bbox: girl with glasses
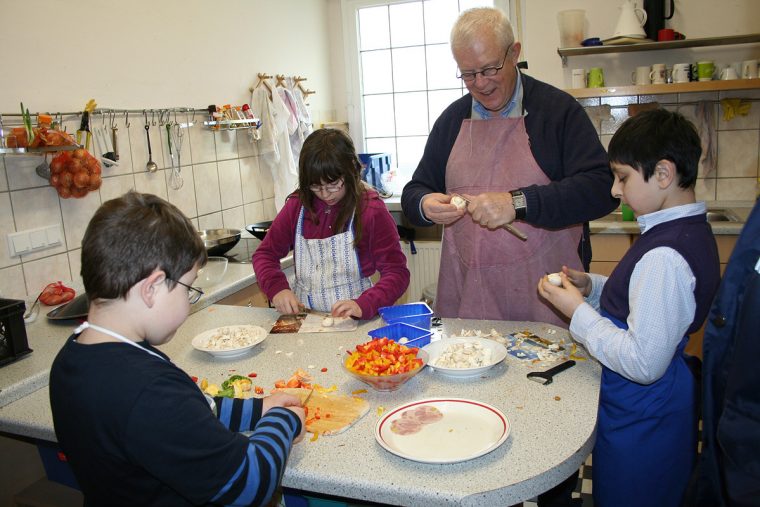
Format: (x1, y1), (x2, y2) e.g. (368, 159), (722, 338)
(253, 128), (409, 320)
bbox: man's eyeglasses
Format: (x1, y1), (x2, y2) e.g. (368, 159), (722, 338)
(456, 46), (511, 82)
(170, 279), (204, 304)
(309, 179), (344, 194)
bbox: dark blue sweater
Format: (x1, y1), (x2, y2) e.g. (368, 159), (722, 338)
(401, 73), (618, 268)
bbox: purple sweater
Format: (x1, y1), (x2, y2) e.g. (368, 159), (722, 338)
(252, 189), (410, 319)
(401, 73), (618, 268)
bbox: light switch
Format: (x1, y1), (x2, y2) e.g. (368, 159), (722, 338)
(30, 229), (47, 249)
(10, 233), (31, 255)
(46, 225), (62, 246)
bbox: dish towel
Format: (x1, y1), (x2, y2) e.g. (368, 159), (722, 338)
(695, 101), (717, 177)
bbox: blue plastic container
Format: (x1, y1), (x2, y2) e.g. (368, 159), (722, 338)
(358, 153), (391, 189)
(378, 302), (433, 330)
(368, 322), (433, 348)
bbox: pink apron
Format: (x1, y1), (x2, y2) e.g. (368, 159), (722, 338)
(436, 117), (582, 326)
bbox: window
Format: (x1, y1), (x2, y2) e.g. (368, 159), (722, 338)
(344, 0), (512, 193)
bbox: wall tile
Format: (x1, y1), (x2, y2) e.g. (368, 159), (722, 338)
(188, 121), (216, 164)
(5, 156), (47, 191)
(9, 186), (66, 262)
(100, 174), (136, 203)
(716, 92), (760, 131)
(165, 166), (198, 219)
(240, 156), (263, 203)
(717, 130), (759, 177)
(640, 93), (677, 104)
(194, 162), (221, 215)
(0, 192), (19, 269)
(198, 212), (224, 231)
(237, 129), (257, 158)
(601, 95), (638, 106)
(695, 178), (717, 201)
(243, 201), (266, 233)
(601, 106), (629, 136)
(214, 130), (239, 161)
(134, 169), (169, 200)
(217, 159), (243, 208)
(23, 253), (72, 295)
(61, 190), (101, 250)
(0, 158), (8, 192)
(68, 248), (82, 287)
(716, 177), (758, 200)
(0, 265), (25, 300)
(222, 205), (246, 231)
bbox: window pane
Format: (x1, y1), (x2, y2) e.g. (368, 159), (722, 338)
(392, 46), (427, 92)
(361, 50), (393, 94)
(365, 137), (397, 168)
(359, 6), (390, 50)
(389, 2), (424, 47)
(394, 92), (429, 136)
(396, 136), (428, 170)
(364, 94), (396, 138)
(428, 89), (464, 128)
(426, 44), (460, 90)
(424, 0), (459, 44)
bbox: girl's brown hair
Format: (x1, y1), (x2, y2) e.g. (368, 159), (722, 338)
(81, 191), (207, 301)
(297, 129), (366, 244)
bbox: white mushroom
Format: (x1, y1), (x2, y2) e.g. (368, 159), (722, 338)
(451, 195), (467, 210)
(548, 273), (562, 287)
(322, 316), (334, 327)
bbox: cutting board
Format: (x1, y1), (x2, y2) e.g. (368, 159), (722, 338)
(298, 313), (358, 333)
(276, 387), (370, 435)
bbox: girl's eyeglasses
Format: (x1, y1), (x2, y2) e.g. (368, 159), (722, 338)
(309, 179), (344, 194)
(169, 279), (204, 304)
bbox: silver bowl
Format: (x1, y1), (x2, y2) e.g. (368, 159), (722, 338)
(198, 228), (241, 256)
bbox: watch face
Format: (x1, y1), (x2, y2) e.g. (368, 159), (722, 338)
(512, 193), (526, 208)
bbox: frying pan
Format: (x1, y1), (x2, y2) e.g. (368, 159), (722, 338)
(199, 228), (241, 256)
(245, 221), (273, 241)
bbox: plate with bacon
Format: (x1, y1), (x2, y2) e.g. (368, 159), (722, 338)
(375, 398), (510, 463)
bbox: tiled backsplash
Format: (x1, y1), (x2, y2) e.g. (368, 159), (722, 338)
(0, 114), (277, 299)
(582, 88), (760, 202)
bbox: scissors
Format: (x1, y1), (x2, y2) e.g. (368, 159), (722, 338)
(454, 194), (528, 241)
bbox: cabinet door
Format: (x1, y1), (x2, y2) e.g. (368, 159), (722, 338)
(590, 234), (633, 276)
(216, 283), (270, 307)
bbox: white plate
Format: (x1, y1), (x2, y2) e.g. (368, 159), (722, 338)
(422, 337), (508, 377)
(375, 398), (510, 463)
(191, 325), (268, 358)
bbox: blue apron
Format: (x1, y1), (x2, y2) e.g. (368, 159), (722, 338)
(594, 311), (698, 507)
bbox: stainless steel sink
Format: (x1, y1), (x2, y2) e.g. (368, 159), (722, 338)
(598, 208), (741, 223)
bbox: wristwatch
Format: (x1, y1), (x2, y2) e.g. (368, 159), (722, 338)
(510, 190), (527, 220)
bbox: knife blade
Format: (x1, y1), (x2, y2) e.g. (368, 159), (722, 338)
(521, 332), (565, 351)
(302, 388), (315, 406)
(454, 195), (528, 241)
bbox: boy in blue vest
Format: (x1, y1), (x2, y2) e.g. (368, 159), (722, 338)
(537, 109), (720, 507)
(50, 191), (305, 506)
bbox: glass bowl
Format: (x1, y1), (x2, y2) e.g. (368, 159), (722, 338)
(342, 349), (428, 392)
(196, 256), (229, 288)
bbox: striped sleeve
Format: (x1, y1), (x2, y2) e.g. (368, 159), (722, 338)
(215, 397), (263, 432)
(210, 407), (301, 506)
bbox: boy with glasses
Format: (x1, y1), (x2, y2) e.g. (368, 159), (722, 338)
(50, 191), (305, 506)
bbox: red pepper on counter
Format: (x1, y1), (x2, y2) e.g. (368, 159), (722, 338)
(38, 281), (76, 306)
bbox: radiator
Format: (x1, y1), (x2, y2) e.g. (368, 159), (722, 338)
(399, 241), (441, 304)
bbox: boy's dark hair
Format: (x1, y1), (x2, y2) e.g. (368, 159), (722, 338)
(607, 108), (702, 189)
(81, 191), (207, 301)
(297, 128), (366, 244)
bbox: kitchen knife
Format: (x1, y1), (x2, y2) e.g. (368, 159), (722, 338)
(527, 360), (576, 385)
(454, 195), (528, 241)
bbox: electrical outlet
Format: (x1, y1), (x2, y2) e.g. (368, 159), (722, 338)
(7, 224), (63, 257)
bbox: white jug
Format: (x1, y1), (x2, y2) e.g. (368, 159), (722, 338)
(612, 0), (648, 38)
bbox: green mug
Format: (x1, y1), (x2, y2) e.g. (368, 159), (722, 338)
(696, 61), (715, 81)
(621, 203), (635, 221)
(588, 67), (605, 88)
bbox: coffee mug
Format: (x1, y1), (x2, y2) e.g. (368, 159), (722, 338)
(588, 67), (605, 88)
(650, 63), (667, 84)
(657, 28), (675, 41)
(673, 63), (691, 83)
(720, 67), (739, 80)
(571, 68), (587, 88)
(631, 66), (650, 85)
(742, 59), (758, 79)
(696, 61), (715, 81)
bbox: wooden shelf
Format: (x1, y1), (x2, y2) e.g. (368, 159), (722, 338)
(567, 79), (760, 98)
(558, 33), (760, 65)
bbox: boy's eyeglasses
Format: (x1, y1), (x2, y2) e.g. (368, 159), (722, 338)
(456, 46), (512, 82)
(309, 179), (344, 194)
(169, 279), (204, 304)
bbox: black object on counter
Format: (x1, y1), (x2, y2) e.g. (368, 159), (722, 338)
(246, 222), (272, 241)
(527, 360), (576, 385)
(643, 0), (675, 41)
(46, 293), (89, 321)
(0, 298), (32, 366)
(199, 229), (241, 256)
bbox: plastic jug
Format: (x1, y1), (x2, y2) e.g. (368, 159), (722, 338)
(612, 0), (648, 38)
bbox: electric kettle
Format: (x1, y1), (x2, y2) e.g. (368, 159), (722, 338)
(612, 0), (648, 39)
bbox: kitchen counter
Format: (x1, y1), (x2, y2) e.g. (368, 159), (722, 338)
(0, 305), (600, 506)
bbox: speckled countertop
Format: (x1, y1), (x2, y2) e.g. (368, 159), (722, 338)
(0, 305), (600, 506)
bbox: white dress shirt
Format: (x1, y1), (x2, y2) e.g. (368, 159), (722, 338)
(569, 202), (707, 385)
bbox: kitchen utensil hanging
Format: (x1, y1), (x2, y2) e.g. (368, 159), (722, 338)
(144, 111), (157, 173)
(167, 121), (183, 190)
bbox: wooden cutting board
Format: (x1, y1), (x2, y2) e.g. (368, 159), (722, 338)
(276, 387), (370, 435)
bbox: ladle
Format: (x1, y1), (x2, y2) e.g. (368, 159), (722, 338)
(145, 124), (158, 172)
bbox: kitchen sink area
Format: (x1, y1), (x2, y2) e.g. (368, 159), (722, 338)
(590, 204), (751, 235)
(599, 208), (742, 222)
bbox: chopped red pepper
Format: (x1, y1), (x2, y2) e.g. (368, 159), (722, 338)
(247, 372), (258, 378)
(320, 367), (328, 372)
(254, 386), (264, 395)
(190, 376), (198, 383)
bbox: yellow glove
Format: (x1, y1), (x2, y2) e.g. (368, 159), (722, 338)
(720, 98), (751, 121)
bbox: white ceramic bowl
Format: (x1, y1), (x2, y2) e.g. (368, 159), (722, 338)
(192, 325), (268, 358)
(423, 337), (508, 377)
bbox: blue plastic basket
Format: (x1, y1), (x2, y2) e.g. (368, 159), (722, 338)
(378, 302), (433, 330)
(358, 153), (391, 189)
(368, 322), (432, 348)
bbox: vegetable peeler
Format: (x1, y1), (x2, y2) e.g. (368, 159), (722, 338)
(454, 194), (528, 241)
(527, 360), (576, 385)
